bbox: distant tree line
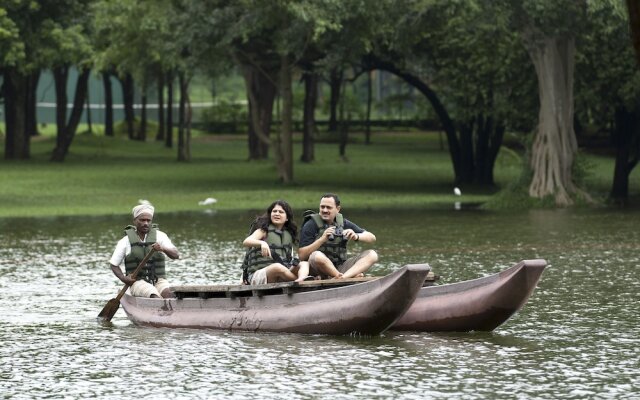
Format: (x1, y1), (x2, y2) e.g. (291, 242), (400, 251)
(1, 0), (639, 205)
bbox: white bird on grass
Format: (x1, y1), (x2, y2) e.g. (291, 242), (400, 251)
(453, 187), (462, 196)
(198, 197), (218, 206)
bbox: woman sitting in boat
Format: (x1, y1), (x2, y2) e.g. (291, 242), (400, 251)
(242, 200), (310, 285)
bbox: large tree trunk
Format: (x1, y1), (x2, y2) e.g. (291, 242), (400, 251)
(475, 114), (505, 186)
(103, 72), (114, 137)
(120, 73), (135, 140)
(26, 71), (40, 139)
(241, 63), (277, 160)
(156, 72), (165, 141)
(338, 79), (349, 160)
(51, 67), (91, 162)
(524, 35), (578, 206)
(177, 73), (191, 162)
(53, 66), (69, 152)
(328, 68), (342, 132)
(458, 120), (475, 184)
(365, 70), (373, 145)
(627, 0), (640, 65)
(85, 83), (92, 134)
(138, 88), (147, 141)
(3, 69), (29, 159)
(616, 0), (640, 202)
(276, 55), (293, 182)
(301, 71), (317, 163)
(610, 107), (639, 202)
(165, 70), (174, 148)
(446, 114), (504, 186)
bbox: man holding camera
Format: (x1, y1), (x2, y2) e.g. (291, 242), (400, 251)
(298, 193), (378, 279)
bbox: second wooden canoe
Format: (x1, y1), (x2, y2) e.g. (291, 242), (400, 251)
(391, 259), (547, 332)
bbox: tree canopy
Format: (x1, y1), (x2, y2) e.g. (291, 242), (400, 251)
(1, 0), (639, 205)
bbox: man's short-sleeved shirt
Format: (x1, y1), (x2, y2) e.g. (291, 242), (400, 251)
(299, 217), (366, 248)
(109, 230), (175, 267)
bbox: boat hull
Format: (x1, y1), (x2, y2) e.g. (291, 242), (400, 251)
(391, 259), (546, 332)
(121, 264), (430, 335)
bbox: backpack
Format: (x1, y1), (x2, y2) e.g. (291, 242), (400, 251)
(302, 209), (316, 227)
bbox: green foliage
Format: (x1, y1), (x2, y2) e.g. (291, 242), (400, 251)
(0, 6), (25, 67)
(93, 0), (178, 78)
(382, 0), (538, 133)
(515, 0), (588, 37)
(575, 0), (639, 132)
(198, 101), (248, 133)
(571, 149), (596, 190)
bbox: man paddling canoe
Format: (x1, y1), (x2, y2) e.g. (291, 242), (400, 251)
(108, 201), (179, 298)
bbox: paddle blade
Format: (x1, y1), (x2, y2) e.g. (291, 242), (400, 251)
(97, 298), (121, 322)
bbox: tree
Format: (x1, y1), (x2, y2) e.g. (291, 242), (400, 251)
(1, 1), (36, 160)
(574, 1), (640, 203)
(184, 1), (351, 182)
(44, 0), (94, 162)
(300, 68), (318, 162)
(93, 0), (194, 157)
(309, 0), (395, 159)
(613, 0), (640, 201)
(366, 0), (536, 186)
(512, 0), (589, 205)
(0, 8), (23, 65)
(414, 1), (534, 185)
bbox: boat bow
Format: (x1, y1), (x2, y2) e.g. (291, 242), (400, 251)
(391, 259), (546, 332)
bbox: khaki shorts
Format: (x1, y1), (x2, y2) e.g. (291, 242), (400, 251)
(249, 268), (268, 285)
(310, 251), (370, 278)
(130, 278), (171, 297)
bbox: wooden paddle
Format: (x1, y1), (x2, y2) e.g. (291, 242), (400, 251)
(97, 248), (156, 322)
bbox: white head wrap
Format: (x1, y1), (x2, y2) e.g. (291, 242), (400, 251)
(132, 200), (154, 219)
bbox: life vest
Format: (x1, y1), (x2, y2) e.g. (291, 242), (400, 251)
(242, 224), (294, 275)
(305, 212), (348, 266)
(124, 224), (166, 283)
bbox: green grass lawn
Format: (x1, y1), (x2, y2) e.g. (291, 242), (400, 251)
(0, 128), (637, 218)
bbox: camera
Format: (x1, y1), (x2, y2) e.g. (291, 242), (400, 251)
(328, 225), (343, 241)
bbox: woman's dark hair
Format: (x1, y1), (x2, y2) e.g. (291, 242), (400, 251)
(251, 200), (298, 243)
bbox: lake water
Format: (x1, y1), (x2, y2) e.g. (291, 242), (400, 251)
(0, 208), (638, 399)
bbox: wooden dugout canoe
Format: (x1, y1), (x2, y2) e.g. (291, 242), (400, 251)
(120, 263), (430, 335)
(391, 259), (547, 332)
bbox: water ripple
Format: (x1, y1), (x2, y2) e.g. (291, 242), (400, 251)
(1, 209), (639, 399)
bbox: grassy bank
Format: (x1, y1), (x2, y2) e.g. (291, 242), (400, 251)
(0, 130), (635, 218)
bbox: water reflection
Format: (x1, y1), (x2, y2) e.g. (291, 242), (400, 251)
(1, 208), (639, 399)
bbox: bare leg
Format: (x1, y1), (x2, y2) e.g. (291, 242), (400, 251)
(265, 263), (297, 282)
(309, 251), (343, 279)
(293, 261), (310, 282)
(161, 288), (176, 298)
(342, 250), (378, 279)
